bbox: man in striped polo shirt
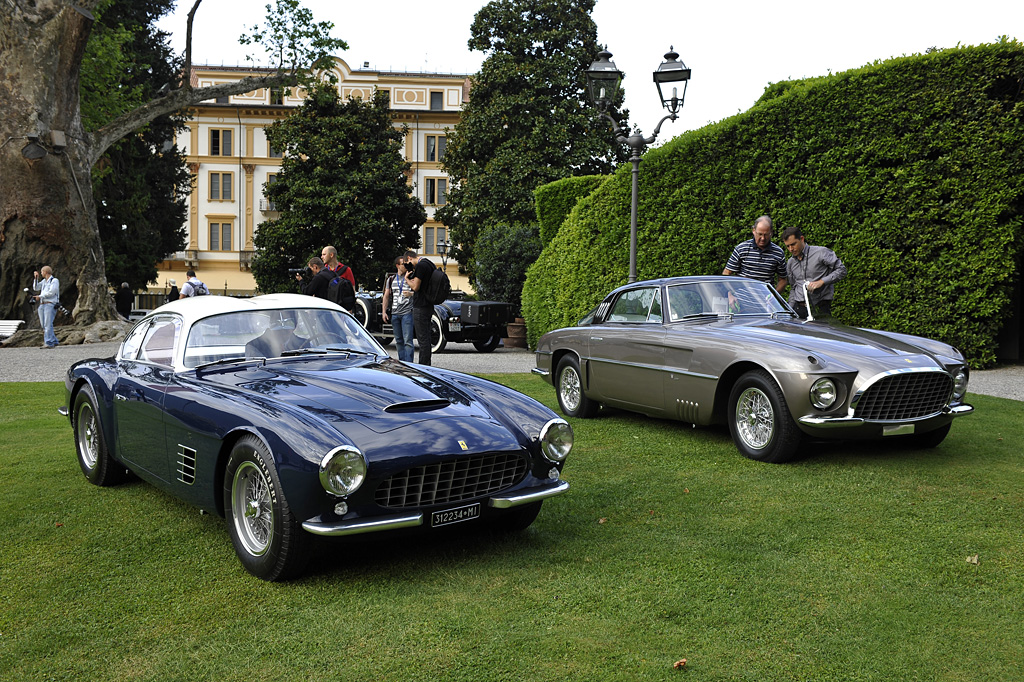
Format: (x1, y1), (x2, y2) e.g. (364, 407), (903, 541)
(722, 215), (788, 293)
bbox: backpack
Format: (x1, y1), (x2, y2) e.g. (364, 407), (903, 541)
(188, 280), (208, 296)
(327, 265), (356, 310)
(425, 268), (451, 305)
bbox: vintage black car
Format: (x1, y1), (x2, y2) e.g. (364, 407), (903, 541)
(62, 294), (573, 580)
(354, 291), (512, 353)
(535, 276), (972, 463)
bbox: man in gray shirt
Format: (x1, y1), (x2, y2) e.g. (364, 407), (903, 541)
(782, 226), (847, 320)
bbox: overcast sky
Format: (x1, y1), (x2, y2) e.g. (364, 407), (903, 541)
(156, 0), (1021, 138)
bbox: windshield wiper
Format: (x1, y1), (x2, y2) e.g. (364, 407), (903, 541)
(195, 356), (261, 371)
(681, 312), (728, 320)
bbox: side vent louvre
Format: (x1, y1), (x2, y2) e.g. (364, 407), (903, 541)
(177, 445), (197, 485)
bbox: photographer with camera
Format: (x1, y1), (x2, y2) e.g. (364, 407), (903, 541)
(31, 265), (60, 348)
(295, 257), (332, 300)
(404, 250), (436, 366)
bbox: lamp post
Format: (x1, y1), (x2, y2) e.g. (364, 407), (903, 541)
(587, 47), (690, 283)
(437, 238), (452, 270)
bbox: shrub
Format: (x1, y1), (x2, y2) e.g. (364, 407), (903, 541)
(534, 175), (607, 246)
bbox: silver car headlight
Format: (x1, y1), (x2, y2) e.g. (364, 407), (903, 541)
(319, 446), (366, 496)
(539, 418), (573, 462)
(952, 369), (969, 401)
(809, 378), (838, 410)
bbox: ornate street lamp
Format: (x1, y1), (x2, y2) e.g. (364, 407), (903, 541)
(437, 238), (452, 269)
(587, 47), (691, 283)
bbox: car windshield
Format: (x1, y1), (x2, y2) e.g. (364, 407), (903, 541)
(666, 280), (790, 321)
(183, 307), (382, 368)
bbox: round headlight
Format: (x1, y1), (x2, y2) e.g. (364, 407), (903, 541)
(539, 418), (573, 462)
(953, 369), (969, 400)
(319, 446), (366, 496)
(809, 378), (838, 410)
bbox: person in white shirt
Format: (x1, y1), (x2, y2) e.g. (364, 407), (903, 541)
(32, 265), (60, 348)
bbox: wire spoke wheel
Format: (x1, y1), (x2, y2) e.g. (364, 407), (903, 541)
(559, 365), (583, 413)
(77, 402), (99, 470)
(735, 386), (775, 450)
(231, 460), (274, 556)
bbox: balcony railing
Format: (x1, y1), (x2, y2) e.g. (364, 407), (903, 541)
(259, 198), (278, 212)
(239, 250), (255, 271)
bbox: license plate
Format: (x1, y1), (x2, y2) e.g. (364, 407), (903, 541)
(431, 503), (480, 527)
(883, 424), (915, 436)
(448, 321), (462, 332)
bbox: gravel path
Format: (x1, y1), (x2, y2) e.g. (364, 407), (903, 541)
(1, 340), (1018, 403)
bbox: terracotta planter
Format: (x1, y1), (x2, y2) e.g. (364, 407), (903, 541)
(503, 318), (527, 348)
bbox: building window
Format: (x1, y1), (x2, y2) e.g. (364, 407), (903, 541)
(270, 87), (284, 105)
(209, 172), (234, 201)
(425, 178), (447, 206)
(215, 95), (229, 104)
(210, 128), (233, 156)
(209, 222), (233, 251)
(426, 135), (446, 163)
(424, 227), (447, 255)
(430, 91), (444, 111)
(269, 144), (282, 158)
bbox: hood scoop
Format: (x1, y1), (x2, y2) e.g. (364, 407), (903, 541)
(384, 399), (452, 413)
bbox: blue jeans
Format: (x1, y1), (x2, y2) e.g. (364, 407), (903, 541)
(38, 303), (58, 347)
(392, 312), (414, 362)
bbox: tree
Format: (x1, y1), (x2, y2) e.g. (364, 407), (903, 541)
(0, 0), (346, 325)
(437, 0), (629, 283)
(83, 0), (190, 292)
(252, 84), (426, 294)
(473, 223), (541, 316)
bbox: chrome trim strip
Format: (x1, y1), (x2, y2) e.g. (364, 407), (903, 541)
(946, 404), (974, 416)
(302, 512), (423, 537)
(587, 356), (718, 381)
(800, 403), (972, 428)
(531, 367), (550, 377)
(489, 479), (570, 509)
(58, 406), (68, 417)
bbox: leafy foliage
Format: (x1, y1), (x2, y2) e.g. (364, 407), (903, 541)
(534, 174), (606, 246)
(239, 0), (347, 72)
(523, 40), (1024, 365)
(252, 84), (426, 293)
(83, 0), (190, 291)
(473, 223), (542, 316)
(437, 0), (630, 284)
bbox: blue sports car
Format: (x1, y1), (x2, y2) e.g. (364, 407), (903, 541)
(63, 294), (572, 580)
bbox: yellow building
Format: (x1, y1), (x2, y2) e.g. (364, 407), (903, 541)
(150, 57), (468, 298)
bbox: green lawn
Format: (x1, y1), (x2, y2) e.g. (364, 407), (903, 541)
(1, 378), (1021, 681)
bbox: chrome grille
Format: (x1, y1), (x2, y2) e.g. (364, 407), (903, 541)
(854, 371), (952, 421)
(375, 453), (528, 508)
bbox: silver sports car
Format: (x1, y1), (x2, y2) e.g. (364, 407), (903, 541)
(533, 276), (973, 463)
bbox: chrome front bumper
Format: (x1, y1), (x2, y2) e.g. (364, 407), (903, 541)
(301, 479), (570, 537)
(798, 403), (974, 429)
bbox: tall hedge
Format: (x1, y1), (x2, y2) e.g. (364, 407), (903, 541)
(522, 40), (1024, 365)
(534, 175), (607, 246)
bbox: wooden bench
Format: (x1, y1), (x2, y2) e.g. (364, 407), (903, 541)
(0, 320), (25, 339)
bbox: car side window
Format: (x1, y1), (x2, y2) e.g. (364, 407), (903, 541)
(119, 321), (150, 361)
(667, 285), (706, 320)
(608, 287), (660, 323)
(138, 318), (181, 367)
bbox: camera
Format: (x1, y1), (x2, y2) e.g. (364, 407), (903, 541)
(403, 262), (415, 272)
(288, 267), (313, 280)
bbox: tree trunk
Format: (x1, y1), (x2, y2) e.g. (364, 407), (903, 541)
(1, 1), (115, 326)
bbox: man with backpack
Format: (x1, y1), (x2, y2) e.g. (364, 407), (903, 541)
(179, 270), (210, 298)
(320, 245), (356, 311)
(295, 257), (332, 299)
(404, 251), (437, 365)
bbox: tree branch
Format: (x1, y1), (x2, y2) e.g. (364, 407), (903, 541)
(88, 72), (302, 165)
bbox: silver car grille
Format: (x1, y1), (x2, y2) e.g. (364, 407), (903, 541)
(853, 371), (953, 421)
(375, 453), (528, 508)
